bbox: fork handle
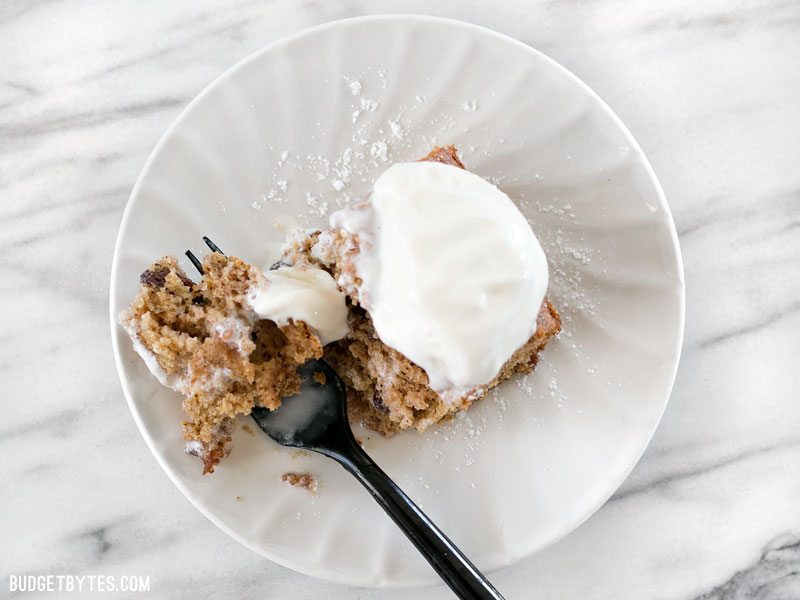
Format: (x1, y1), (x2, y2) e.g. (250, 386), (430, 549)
(320, 435), (505, 600)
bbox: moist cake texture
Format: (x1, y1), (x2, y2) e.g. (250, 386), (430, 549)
(121, 145), (561, 472)
(120, 253), (322, 473)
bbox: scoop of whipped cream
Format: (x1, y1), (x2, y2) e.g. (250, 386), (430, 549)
(330, 160), (549, 393)
(247, 264), (348, 345)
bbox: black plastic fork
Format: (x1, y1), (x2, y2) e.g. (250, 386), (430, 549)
(186, 238), (505, 600)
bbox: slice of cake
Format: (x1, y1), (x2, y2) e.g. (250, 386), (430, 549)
(120, 253), (340, 473)
(121, 144), (561, 472)
(283, 146), (561, 435)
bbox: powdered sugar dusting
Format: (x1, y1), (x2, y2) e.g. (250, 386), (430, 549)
(388, 120), (405, 140)
(369, 141), (389, 162)
(249, 69), (456, 223)
(463, 99), (479, 112)
(305, 192), (328, 218)
(347, 78), (362, 96)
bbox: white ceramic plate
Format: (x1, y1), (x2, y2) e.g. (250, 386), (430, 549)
(110, 15), (684, 588)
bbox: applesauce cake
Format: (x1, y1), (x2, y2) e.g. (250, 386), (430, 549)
(120, 253), (322, 473)
(284, 146), (562, 435)
(121, 145), (560, 473)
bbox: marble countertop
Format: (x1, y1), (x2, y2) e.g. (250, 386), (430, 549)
(3, 0), (799, 598)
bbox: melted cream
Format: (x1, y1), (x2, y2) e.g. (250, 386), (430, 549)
(247, 265), (348, 345)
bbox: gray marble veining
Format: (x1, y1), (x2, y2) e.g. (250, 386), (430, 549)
(2, 0), (799, 598)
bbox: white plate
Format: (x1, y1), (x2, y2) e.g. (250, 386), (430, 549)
(110, 15), (684, 588)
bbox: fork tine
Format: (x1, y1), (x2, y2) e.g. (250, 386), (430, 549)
(185, 250), (204, 275)
(203, 236), (224, 255)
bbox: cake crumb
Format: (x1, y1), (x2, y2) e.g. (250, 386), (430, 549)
(241, 424), (255, 436)
(313, 371), (327, 385)
(281, 472), (318, 494)
(235, 495), (243, 501)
